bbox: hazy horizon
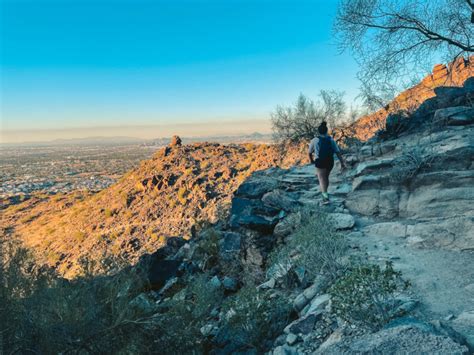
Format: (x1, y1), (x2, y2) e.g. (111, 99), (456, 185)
(0, 118), (273, 144)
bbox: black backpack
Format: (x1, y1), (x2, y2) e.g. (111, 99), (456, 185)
(318, 136), (334, 160)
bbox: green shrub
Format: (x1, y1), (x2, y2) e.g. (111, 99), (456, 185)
(193, 228), (220, 270)
(329, 261), (410, 330)
(154, 274), (224, 353)
(73, 231), (87, 243)
(177, 187), (188, 205)
(0, 238), (152, 354)
(269, 211), (348, 282)
(219, 286), (291, 352)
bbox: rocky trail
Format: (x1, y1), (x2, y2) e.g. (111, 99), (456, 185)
(220, 94), (474, 352)
(274, 161), (474, 351)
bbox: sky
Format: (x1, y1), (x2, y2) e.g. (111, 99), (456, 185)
(0, 0), (361, 143)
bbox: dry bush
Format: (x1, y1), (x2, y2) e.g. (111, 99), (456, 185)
(391, 147), (435, 185)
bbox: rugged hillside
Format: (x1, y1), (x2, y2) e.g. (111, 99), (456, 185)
(1, 60), (473, 354)
(349, 55), (473, 140)
(1, 142), (306, 278)
(119, 69), (472, 353)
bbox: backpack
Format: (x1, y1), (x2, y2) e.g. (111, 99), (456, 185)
(317, 136), (334, 160)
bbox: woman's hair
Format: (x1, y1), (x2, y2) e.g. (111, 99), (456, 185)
(318, 121), (328, 135)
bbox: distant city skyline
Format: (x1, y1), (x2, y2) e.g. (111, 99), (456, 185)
(1, 0), (362, 143)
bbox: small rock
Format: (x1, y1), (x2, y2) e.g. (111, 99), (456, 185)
(464, 283), (474, 292)
(303, 294), (330, 316)
(209, 276), (221, 288)
(293, 266), (307, 286)
(445, 314), (455, 321)
(286, 333), (299, 345)
(200, 324), (217, 337)
(286, 313), (321, 335)
(222, 276), (238, 292)
(272, 345), (299, 355)
(258, 278), (276, 290)
(293, 293), (309, 312)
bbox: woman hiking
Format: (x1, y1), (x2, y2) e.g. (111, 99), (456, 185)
(308, 121), (346, 204)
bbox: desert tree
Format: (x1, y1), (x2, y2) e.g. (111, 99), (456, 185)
(271, 91), (346, 144)
(335, 0), (474, 108)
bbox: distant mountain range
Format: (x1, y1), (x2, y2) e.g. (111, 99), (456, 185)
(1, 132), (273, 147)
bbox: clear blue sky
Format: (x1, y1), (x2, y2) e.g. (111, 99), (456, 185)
(1, 0), (360, 141)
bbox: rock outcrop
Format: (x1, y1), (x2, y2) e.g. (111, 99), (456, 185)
(347, 55), (473, 141)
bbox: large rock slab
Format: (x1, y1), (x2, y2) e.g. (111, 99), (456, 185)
(453, 310), (474, 350)
(362, 222), (407, 238)
(345, 189), (399, 218)
(404, 185), (474, 219)
(317, 324), (468, 354)
(434, 106), (474, 126)
(405, 217), (474, 250)
(355, 159), (394, 176)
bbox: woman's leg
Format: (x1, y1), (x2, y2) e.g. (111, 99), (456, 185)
(316, 168), (329, 193)
(325, 169), (331, 190)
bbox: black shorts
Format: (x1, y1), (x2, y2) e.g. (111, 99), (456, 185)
(315, 157), (334, 171)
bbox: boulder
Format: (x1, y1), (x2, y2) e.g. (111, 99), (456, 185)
(262, 190), (300, 212)
(434, 106), (474, 126)
(274, 212), (301, 238)
(345, 190), (380, 216)
(236, 214), (279, 234)
(327, 213), (355, 230)
(235, 177), (279, 199)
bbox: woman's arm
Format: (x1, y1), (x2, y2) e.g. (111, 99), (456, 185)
(336, 151), (346, 169)
(308, 140), (315, 164)
(332, 138), (346, 169)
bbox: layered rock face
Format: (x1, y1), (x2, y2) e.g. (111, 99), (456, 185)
(350, 55), (474, 141)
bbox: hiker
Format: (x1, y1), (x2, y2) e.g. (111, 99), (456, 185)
(308, 121), (346, 204)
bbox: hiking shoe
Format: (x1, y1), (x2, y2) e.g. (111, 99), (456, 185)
(322, 192), (330, 204)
